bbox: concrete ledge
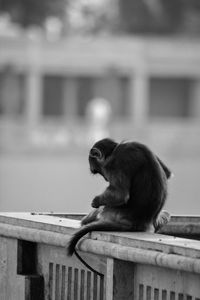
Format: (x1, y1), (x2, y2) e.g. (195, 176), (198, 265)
(0, 213), (200, 274)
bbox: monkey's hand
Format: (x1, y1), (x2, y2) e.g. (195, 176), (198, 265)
(91, 196), (101, 208)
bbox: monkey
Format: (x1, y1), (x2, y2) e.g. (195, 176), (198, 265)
(67, 138), (172, 256)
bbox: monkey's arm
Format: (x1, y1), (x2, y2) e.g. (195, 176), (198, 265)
(92, 173), (130, 208)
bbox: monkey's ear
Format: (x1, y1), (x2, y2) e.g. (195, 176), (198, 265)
(156, 156), (173, 179)
(89, 148), (103, 159)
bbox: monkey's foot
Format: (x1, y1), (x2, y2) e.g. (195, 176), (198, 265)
(154, 210), (171, 232)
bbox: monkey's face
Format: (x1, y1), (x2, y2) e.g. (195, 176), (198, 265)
(88, 138), (118, 181)
(89, 147), (105, 177)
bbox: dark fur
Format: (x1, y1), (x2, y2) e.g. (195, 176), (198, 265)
(67, 138), (171, 256)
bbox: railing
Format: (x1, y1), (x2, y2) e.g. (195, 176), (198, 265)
(0, 213), (200, 300)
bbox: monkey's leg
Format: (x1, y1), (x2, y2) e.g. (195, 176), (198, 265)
(81, 208), (102, 225)
(92, 184), (129, 208)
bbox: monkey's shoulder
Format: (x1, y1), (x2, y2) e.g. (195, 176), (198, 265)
(116, 142), (149, 154)
(104, 143), (138, 170)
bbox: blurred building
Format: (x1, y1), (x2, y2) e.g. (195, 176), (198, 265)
(0, 34), (200, 212)
(0, 35), (200, 156)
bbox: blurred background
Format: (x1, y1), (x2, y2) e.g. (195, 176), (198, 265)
(0, 0), (200, 214)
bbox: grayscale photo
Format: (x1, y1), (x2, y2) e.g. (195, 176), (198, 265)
(0, 1), (200, 299)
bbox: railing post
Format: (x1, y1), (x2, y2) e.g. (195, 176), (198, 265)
(0, 236), (44, 300)
(0, 237), (24, 300)
(106, 258), (134, 300)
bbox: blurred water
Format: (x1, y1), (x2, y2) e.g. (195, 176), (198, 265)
(0, 154), (199, 215)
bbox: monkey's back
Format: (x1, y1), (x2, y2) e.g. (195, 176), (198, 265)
(105, 142), (168, 222)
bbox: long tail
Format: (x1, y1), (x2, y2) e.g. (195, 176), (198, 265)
(67, 221), (128, 256)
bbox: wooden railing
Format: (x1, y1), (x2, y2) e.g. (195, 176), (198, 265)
(0, 213), (200, 300)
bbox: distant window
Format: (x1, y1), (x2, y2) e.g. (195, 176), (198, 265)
(0, 70), (25, 117)
(149, 78), (191, 118)
(42, 75), (65, 117)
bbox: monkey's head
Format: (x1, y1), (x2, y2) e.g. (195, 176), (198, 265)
(89, 138), (118, 179)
